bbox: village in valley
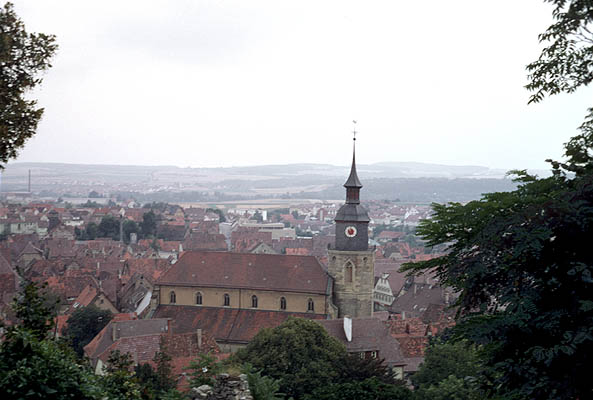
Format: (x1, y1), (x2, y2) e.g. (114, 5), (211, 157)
(0, 154), (454, 385)
(2, 1), (591, 398)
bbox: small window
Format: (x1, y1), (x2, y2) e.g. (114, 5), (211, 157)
(280, 297), (287, 310)
(371, 351), (378, 359)
(307, 298), (314, 312)
(345, 263), (353, 283)
(196, 292), (202, 305)
(359, 352), (365, 359)
(251, 295), (258, 308)
(223, 293), (230, 307)
(169, 291), (176, 304)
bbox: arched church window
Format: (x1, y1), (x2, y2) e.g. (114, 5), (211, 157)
(223, 293), (230, 307)
(251, 295), (258, 308)
(196, 292), (202, 305)
(280, 297), (287, 310)
(344, 262), (353, 283)
(307, 298), (314, 312)
(169, 291), (176, 304)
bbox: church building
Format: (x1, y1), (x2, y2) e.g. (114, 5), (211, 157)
(150, 136), (374, 348)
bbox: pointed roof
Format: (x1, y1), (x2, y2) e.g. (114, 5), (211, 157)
(344, 139), (362, 188)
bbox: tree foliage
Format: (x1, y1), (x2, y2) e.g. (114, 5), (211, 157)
(0, 2), (57, 168)
(0, 276), (99, 399)
(236, 318), (347, 399)
(0, 328), (100, 399)
(402, 169), (593, 399)
(526, 0), (593, 103)
(10, 276), (58, 339)
(97, 215), (121, 240)
(304, 377), (410, 400)
(186, 351), (222, 388)
(99, 350), (143, 400)
(135, 348), (176, 399)
(243, 364), (284, 400)
(63, 305), (112, 357)
(336, 353), (400, 386)
(411, 340), (485, 400)
(400, 3), (593, 397)
(526, 0), (593, 175)
(140, 211), (157, 238)
(411, 339), (482, 388)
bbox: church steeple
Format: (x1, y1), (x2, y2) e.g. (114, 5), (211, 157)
(327, 122), (375, 319)
(344, 134), (362, 204)
(334, 124), (369, 251)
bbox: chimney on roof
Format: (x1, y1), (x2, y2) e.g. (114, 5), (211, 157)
(402, 311), (406, 320)
(112, 323), (117, 341)
(167, 319), (172, 336)
(197, 328), (202, 348)
(343, 315), (352, 342)
(445, 291), (450, 305)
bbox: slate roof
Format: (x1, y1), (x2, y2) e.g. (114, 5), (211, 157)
(154, 305), (325, 344)
(0, 252), (17, 294)
(390, 285), (448, 317)
(157, 251), (330, 295)
(344, 150), (362, 189)
(84, 313), (137, 359)
(84, 316), (169, 364)
(318, 317), (406, 367)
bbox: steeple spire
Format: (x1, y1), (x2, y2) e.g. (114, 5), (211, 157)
(344, 121), (363, 203)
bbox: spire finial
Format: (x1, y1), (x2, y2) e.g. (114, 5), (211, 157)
(344, 120), (362, 190)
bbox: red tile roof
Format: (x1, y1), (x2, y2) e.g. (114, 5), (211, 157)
(157, 251), (330, 295)
(154, 305), (325, 344)
(71, 284), (98, 310)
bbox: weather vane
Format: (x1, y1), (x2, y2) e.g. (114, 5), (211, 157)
(352, 120), (357, 141)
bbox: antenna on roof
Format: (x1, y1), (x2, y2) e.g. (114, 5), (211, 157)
(352, 120), (357, 142)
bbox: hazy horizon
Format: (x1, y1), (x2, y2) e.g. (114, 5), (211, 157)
(9, 0), (593, 171)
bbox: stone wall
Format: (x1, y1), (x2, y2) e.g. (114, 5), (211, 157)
(190, 374), (252, 400)
(327, 249), (375, 318)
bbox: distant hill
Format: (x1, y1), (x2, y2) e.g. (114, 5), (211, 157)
(0, 161), (546, 203)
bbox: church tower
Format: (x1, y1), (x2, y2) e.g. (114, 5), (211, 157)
(328, 131), (374, 318)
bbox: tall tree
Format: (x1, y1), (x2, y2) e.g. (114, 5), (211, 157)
(236, 318), (347, 399)
(526, 0), (593, 175)
(0, 2), (57, 168)
(402, 2), (593, 398)
(141, 211), (157, 238)
(0, 277), (100, 399)
(63, 305), (113, 357)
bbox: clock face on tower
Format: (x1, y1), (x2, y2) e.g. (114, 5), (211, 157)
(345, 226), (357, 238)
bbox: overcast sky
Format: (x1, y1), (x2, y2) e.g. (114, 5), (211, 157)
(9, 0), (593, 170)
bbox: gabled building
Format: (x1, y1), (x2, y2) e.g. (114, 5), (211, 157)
(152, 251), (335, 317)
(318, 317), (406, 379)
